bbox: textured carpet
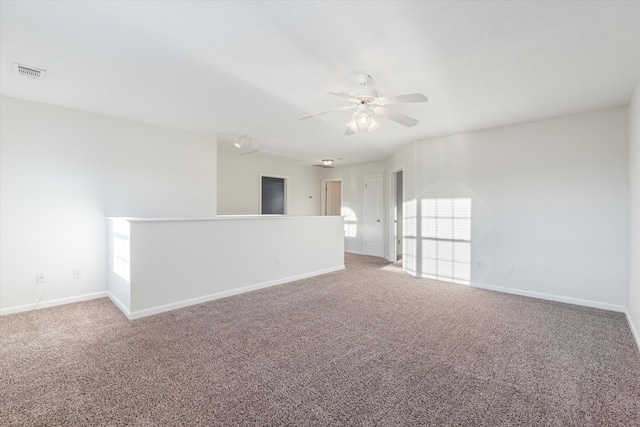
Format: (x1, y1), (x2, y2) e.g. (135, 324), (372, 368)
(1, 254), (639, 426)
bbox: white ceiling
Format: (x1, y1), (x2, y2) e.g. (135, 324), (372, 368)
(1, 1), (639, 165)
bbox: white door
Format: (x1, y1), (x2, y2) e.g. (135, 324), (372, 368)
(364, 175), (383, 256)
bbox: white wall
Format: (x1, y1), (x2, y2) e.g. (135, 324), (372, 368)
(410, 108), (629, 311)
(103, 124), (217, 218)
(321, 161), (385, 255)
(2, 94), (633, 324)
(0, 96), (217, 314)
(217, 151), (322, 215)
(107, 218), (131, 314)
(385, 143), (415, 261)
(0, 97), (106, 313)
(125, 216), (344, 318)
(628, 82), (640, 347)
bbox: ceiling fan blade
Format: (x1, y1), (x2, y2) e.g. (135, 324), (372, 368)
(373, 106), (419, 127)
(344, 127), (356, 136)
(298, 104), (355, 120)
(326, 91), (358, 101)
(376, 93), (428, 105)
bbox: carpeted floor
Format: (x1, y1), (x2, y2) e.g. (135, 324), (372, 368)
(1, 254), (639, 426)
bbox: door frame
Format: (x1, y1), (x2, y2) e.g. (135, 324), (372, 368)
(321, 178), (343, 216)
(389, 166), (404, 263)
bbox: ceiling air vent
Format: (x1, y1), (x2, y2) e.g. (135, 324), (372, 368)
(13, 63), (46, 80)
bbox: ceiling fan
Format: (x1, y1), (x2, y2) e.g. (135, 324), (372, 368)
(299, 74), (428, 135)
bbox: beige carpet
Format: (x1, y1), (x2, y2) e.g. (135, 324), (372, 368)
(1, 254), (639, 426)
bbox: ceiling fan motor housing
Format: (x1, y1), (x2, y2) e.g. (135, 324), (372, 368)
(351, 74), (377, 102)
(350, 87), (378, 103)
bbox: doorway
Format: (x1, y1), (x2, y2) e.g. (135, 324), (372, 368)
(322, 179), (342, 216)
(260, 174), (287, 215)
(391, 169), (404, 262)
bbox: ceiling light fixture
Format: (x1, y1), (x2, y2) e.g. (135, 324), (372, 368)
(357, 112), (371, 127)
(322, 159), (334, 166)
(346, 107), (379, 134)
(234, 135), (250, 148)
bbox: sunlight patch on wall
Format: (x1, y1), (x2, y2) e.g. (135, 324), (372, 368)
(420, 198), (471, 285)
(111, 218), (131, 283)
(404, 199), (417, 274)
(341, 207), (358, 237)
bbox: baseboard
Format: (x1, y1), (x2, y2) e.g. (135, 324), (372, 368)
(107, 293), (132, 319)
(345, 250), (366, 255)
(0, 291), (109, 316)
(471, 281), (626, 313)
(127, 264), (346, 320)
(626, 310), (640, 354)
(346, 250), (386, 259)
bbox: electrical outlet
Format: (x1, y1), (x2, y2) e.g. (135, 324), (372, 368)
(275, 257), (280, 266)
(477, 260), (483, 270)
(73, 268), (82, 279)
(506, 263), (514, 274)
(36, 273), (45, 283)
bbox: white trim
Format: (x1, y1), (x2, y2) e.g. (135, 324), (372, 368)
(0, 291), (108, 316)
(346, 250), (388, 261)
(471, 281), (626, 313)
(107, 292), (131, 319)
(388, 166), (404, 263)
(125, 265), (345, 320)
(626, 310), (640, 353)
(345, 249), (366, 256)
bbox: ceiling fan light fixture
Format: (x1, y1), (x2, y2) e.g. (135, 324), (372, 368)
(322, 159), (334, 166)
(346, 114), (359, 133)
(357, 111), (371, 128)
(345, 110), (380, 134)
(367, 118), (380, 133)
